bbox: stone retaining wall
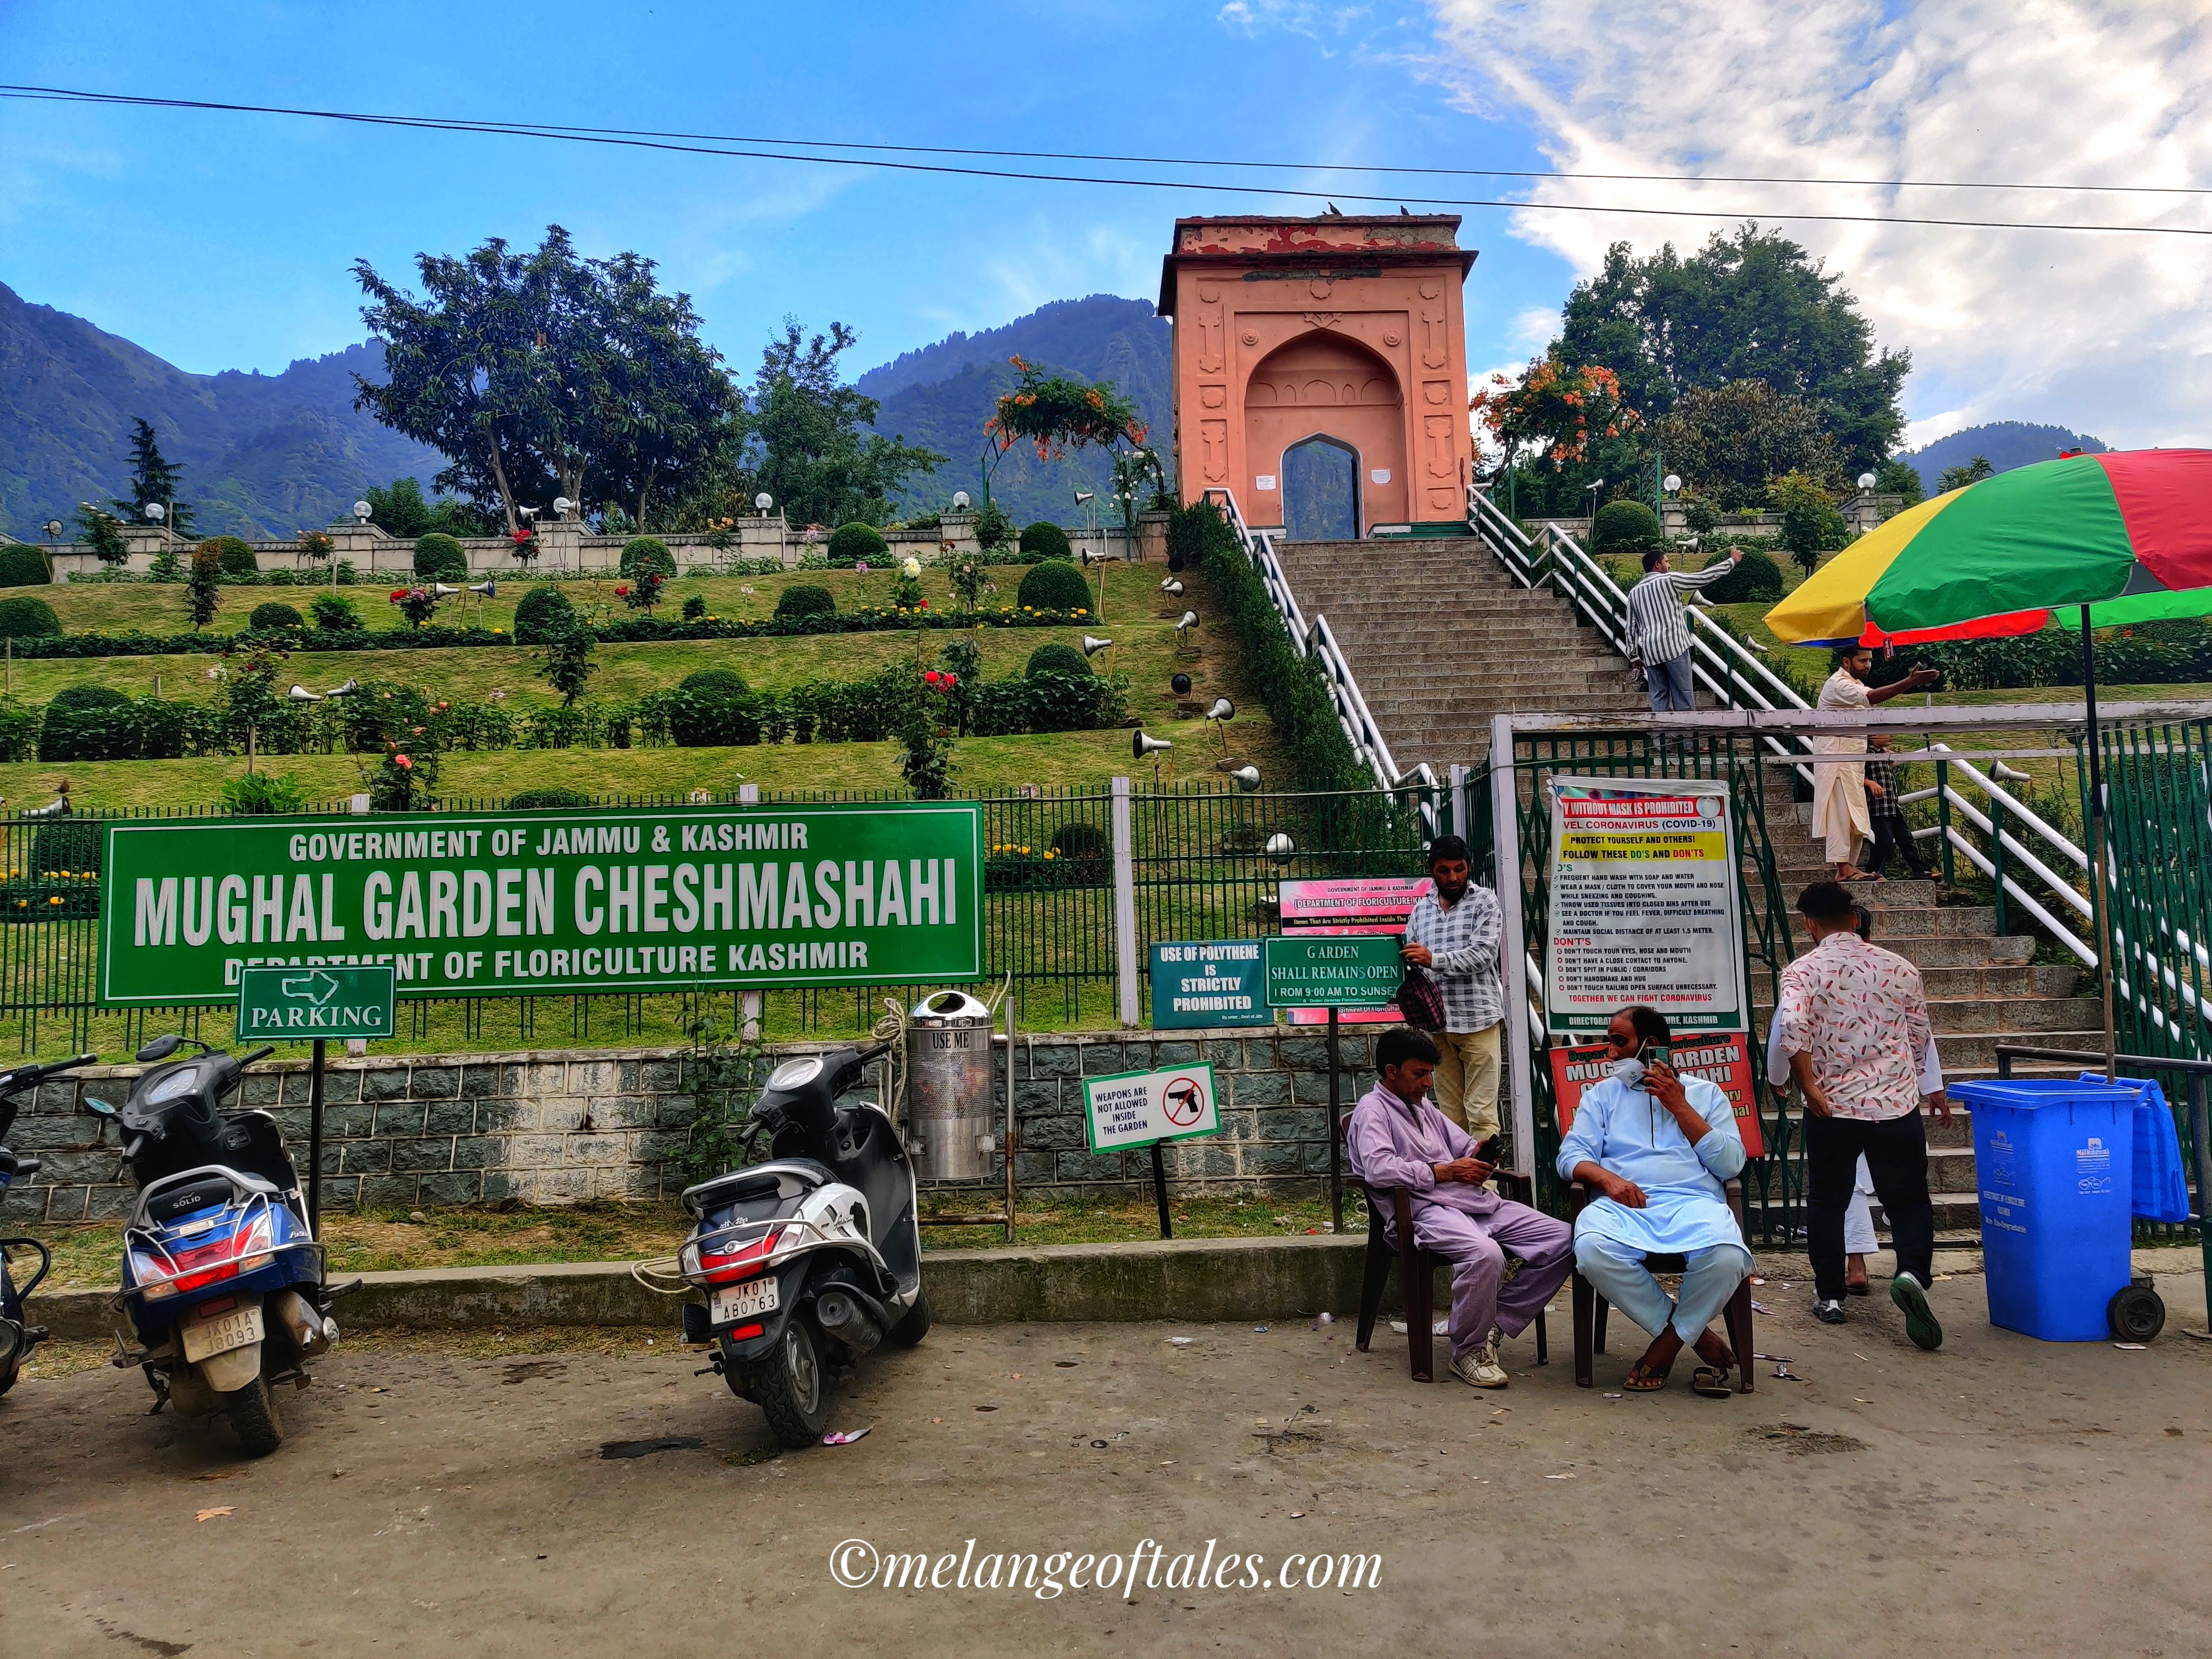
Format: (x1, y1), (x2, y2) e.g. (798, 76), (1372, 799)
(2, 1027), (1372, 1222)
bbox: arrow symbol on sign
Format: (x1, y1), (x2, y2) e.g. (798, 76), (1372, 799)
(280, 970), (342, 1005)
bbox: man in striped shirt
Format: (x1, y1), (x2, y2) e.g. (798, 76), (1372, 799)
(1624, 546), (1744, 712)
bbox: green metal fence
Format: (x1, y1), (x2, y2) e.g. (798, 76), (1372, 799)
(0, 779), (1449, 1057)
(1469, 732), (1803, 1242)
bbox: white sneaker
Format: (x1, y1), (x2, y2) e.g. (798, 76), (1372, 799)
(1451, 1341), (1510, 1389)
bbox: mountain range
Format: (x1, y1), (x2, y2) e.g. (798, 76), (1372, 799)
(1895, 421), (2111, 494)
(0, 274), (2125, 540)
(0, 280), (444, 541)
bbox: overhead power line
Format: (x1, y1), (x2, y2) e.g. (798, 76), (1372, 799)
(1, 84), (2205, 238)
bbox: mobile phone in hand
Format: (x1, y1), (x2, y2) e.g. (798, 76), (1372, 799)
(1472, 1134), (1502, 1165)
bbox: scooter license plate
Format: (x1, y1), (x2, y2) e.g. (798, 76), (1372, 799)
(711, 1276), (779, 1326)
(181, 1303), (264, 1364)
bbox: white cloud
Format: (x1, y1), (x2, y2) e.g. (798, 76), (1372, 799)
(1418, 1), (2212, 449)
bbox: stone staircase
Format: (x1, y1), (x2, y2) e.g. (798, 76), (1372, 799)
(1269, 536), (1642, 772)
(1752, 770), (2104, 1234)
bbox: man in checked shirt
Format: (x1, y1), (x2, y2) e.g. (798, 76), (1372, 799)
(1400, 836), (1505, 1138)
(1624, 545), (1744, 713)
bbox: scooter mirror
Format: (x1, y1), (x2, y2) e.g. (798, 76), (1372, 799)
(135, 1035), (181, 1063)
(83, 1097), (119, 1118)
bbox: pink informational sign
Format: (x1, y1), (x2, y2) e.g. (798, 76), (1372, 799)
(1278, 877), (1432, 924)
(1277, 877), (1430, 1026)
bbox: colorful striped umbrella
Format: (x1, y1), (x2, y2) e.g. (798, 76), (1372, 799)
(1765, 450), (2212, 646)
(1761, 449), (2212, 1077)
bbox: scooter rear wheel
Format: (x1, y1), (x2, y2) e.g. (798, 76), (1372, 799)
(222, 1372), (285, 1456)
(885, 1286), (932, 1348)
(745, 1320), (829, 1449)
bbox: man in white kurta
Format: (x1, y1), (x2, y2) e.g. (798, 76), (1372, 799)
(1559, 1005), (1751, 1392)
(1812, 647), (1940, 879)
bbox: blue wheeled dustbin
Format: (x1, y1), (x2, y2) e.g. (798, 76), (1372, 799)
(1952, 1078), (2137, 1343)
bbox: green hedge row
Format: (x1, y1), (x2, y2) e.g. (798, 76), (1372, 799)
(1172, 499), (1368, 789)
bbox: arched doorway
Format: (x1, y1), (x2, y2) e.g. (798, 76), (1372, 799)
(1282, 436), (1358, 541)
(1243, 330), (1406, 536)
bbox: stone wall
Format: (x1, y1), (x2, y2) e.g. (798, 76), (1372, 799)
(34, 512), (1169, 583)
(2, 1026), (1369, 1223)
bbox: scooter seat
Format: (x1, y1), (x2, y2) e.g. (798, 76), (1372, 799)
(131, 1165), (283, 1229)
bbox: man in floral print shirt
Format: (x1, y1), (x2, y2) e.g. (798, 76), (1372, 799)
(1776, 881), (1945, 1349)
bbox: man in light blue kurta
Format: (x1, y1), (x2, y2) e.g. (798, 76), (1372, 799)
(1558, 1005), (1752, 1392)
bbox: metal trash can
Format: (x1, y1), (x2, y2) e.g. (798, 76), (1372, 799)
(907, 990), (996, 1181)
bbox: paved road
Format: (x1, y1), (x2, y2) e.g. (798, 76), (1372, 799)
(5, 1259), (2207, 1657)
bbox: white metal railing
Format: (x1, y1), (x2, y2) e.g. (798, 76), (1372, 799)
(1464, 484), (2185, 1015)
(1204, 489), (1442, 830)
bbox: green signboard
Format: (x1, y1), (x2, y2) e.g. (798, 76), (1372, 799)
(100, 802), (984, 1008)
(1261, 933), (1404, 1009)
(237, 963), (397, 1041)
(1148, 940), (1271, 1029)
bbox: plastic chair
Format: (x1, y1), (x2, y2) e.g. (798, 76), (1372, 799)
(1343, 1114), (1548, 1383)
(1568, 1178), (1754, 1394)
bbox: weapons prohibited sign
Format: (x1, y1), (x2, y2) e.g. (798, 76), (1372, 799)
(1081, 1062), (1221, 1154)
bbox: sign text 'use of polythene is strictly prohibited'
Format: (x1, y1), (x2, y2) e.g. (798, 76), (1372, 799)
(98, 804), (984, 1006)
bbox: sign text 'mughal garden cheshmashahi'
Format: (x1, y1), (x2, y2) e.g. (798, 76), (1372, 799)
(98, 803), (984, 1006)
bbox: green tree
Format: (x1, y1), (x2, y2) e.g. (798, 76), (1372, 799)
(75, 505), (131, 568)
(185, 542), (222, 630)
(353, 227), (740, 533)
(741, 320), (944, 527)
(537, 623), (598, 706)
(110, 416), (194, 536)
(1936, 455), (1996, 495)
(1873, 458), (1926, 509)
(1771, 473), (1851, 577)
(1657, 379), (1840, 509)
(1554, 226), (1910, 472)
(362, 477), (494, 539)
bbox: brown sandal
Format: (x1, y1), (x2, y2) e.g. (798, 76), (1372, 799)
(1622, 1361), (1669, 1392)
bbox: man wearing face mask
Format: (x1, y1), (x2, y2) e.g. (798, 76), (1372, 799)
(1347, 1026), (1574, 1389)
(1557, 1005), (1752, 1396)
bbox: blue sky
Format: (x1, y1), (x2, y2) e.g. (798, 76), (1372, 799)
(3, 2), (2205, 448)
(0, 2), (1569, 385)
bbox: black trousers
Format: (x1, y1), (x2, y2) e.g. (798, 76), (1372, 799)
(1805, 1109), (1936, 1301)
(1866, 815), (1928, 877)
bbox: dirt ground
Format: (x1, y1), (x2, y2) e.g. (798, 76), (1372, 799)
(4, 1252), (2207, 1658)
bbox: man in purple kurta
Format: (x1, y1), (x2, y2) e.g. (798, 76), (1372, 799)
(1347, 1027), (1574, 1387)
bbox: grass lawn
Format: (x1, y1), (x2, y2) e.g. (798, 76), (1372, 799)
(29, 1192), (1343, 1289)
(14, 562), (1082, 642)
(0, 562), (1276, 811)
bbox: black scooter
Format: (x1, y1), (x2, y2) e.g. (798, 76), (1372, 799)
(85, 1035), (347, 1455)
(1, 1053), (99, 1397)
(637, 1043), (929, 1448)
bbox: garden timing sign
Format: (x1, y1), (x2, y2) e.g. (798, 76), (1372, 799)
(98, 802), (984, 1006)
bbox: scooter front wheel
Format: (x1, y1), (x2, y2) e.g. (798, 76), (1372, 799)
(221, 1372), (285, 1456)
(743, 1320), (828, 1449)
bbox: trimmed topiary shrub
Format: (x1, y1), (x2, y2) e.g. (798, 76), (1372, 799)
(0, 546), (50, 587)
(619, 537), (676, 580)
(1025, 642), (1091, 680)
(508, 787), (596, 811)
(1592, 500), (1662, 554)
(1700, 547), (1785, 604)
(210, 536), (259, 577)
(0, 596), (61, 638)
(49, 684), (128, 713)
(826, 523), (889, 567)
(513, 585), (579, 645)
(1015, 559), (1092, 613)
(1019, 521), (1073, 562)
(249, 601), (305, 631)
(774, 584), (836, 620)
(679, 667), (750, 698)
(413, 533), (469, 582)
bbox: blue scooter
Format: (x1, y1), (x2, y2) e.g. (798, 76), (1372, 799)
(1, 1053), (98, 1396)
(85, 1035), (342, 1455)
